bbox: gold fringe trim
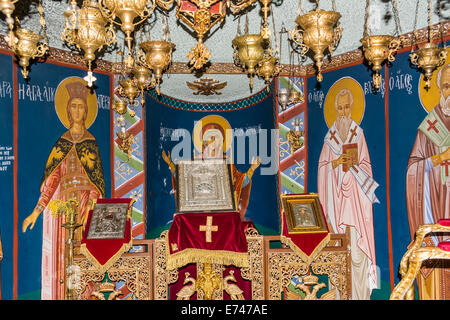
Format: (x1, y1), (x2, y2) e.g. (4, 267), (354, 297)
(280, 233), (331, 265)
(165, 233), (249, 270)
(79, 240), (133, 274)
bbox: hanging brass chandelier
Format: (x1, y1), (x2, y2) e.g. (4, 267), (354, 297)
(410, 0), (447, 89)
(232, 20), (265, 90)
(256, 0), (280, 87)
(11, 0), (49, 78)
(98, 0), (175, 67)
(289, 0), (342, 82)
(233, 0), (280, 91)
(62, 0), (117, 87)
(0, 0), (17, 46)
(138, 16), (175, 95)
(177, 0), (279, 71)
(360, 0), (401, 90)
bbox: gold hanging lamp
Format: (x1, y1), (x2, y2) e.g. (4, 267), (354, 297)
(98, 0), (175, 67)
(232, 14), (265, 90)
(62, 0), (117, 87)
(256, 0), (280, 88)
(11, 0), (49, 78)
(409, 0), (447, 89)
(138, 15), (175, 95)
(0, 0), (18, 47)
(289, 0), (342, 82)
(360, 0), (401, 90)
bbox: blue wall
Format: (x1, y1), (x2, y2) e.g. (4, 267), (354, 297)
(145, 89), (280, 237)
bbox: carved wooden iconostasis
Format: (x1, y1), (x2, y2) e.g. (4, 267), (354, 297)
(0, 24), (449, 300)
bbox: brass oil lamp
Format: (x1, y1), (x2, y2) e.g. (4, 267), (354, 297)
(0, 0), (18, 45)
(118, 78), (140, 116)
(409, 0), (447, 89)
(12, 28), (48, 78)
(98, 0), (156, 52)
(257, 55), (280, 86)
(361, 35), (400, 89)
(98, 0), (174, 65)
(232, 33), (265, 90)
(410, 42), (447, 89)
(113, 98), (128, 115)
(133, 63), (153, 103)
(113, 97), (135, 159)
(360, 0), (402, 90)
(139, 40), (175, 95)
(289, 0), (342, 82)
(62, 0), (116, 87)
(10, 0), (49, 78)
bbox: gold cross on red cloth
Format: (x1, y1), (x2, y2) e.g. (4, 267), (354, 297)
(199, 216), (218, 243)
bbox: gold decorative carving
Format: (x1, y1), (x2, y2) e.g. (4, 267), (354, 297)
(73, 240), (152, 300)
(153, 228), (264, 300)
(266, 234), (350, 300)
(295, 274), (336, 300)
(176, 272), (197, 300)
(223, 270), (244, 300)
(390, 223), (450, 300)
(186, 77), (227, 95)
(196, 262), (222, 300)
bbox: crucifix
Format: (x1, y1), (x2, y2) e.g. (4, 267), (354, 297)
(348, 127), (358, 143)
(329, 130), (339, 145)
(199, 216), (218, 243)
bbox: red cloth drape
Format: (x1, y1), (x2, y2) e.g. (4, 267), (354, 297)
(167, 212), (249, 270)
(80, 198), (133, 273)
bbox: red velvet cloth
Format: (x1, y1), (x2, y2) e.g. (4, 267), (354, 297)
(438, 219), (450, 227)
(438, 241), (450, 252)
(80, 198), (133, 270)
(168, 211), (248, 254)
(167, 212), (249, 270)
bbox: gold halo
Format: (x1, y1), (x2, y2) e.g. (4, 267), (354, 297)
(54, 77), (98, 129)
(193, 115), (232, 153)
(418, 48), (450, 113)
(323, 76), (365, 128)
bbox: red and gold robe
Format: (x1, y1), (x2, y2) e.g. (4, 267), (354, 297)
(38, 130), (105, 300)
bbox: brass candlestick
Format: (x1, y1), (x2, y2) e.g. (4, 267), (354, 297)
(48, 199), (82, 300)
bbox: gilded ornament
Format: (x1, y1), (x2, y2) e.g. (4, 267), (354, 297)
(289, 5), (342, 82)
(223, 270), (244, 300)
(196, 263), (222, 300)
(410, 42), (447, 89)
(12, 27), (48, 78)
(186, 77), (227, 95)
(139, 40), (175, 95)
(98, 0), (174, 54)
(361, 35), (401, 89)
(62, 1), (116, 86)
(176, 272), (197, 300)
(232, 33), (265, 90)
